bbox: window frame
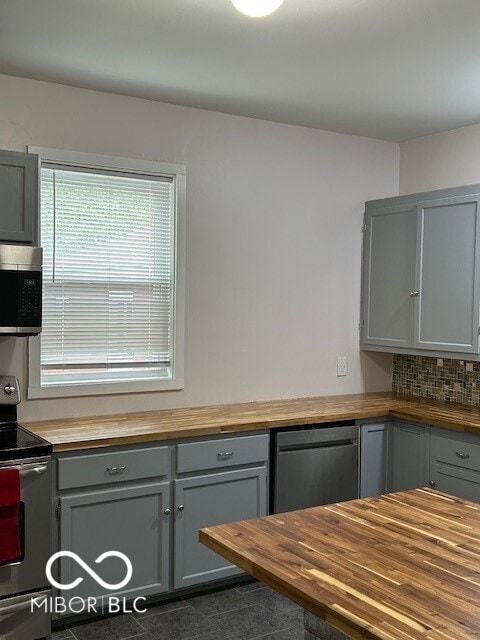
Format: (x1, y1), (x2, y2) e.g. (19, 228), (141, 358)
(27, 146), (186, 399)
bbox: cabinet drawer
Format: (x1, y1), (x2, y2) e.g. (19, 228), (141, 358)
(58, 446), (170, 490)
(177, 434), (269, 474)
(431, 433), (480, 474)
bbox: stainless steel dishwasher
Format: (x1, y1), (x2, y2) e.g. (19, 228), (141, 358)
(271, 422), (359, 513)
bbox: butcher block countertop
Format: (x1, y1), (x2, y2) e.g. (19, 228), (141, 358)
(200, 488), (480, 640)
(24, 391), (480, 451)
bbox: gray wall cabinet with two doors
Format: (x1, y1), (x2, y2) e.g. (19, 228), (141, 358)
(360, 420), (480, 502)
(362, 183), (480, 358)
(51, 432), (268, 617)
(0, 149), (38, 245)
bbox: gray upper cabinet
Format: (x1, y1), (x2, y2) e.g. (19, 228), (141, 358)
(416, 195), (480, 352)
(0, 149), (38, 245)
(362, 184), (480, 358)
(363, 205), (417, 348)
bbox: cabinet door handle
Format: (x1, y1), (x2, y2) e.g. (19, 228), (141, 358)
(429, 480), (436, 488)
(164, 508), (171, 516)
(409, 290), (420, 297)
(177, 505), (184, 512)
(456, 452), (470, 460)
(217, 452), (234, 461)
(107, 465), (127, 474)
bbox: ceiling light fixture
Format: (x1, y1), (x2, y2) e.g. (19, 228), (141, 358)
(231, 0), (284, 18)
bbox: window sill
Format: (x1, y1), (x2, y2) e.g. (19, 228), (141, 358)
(27, 377), (184, 399)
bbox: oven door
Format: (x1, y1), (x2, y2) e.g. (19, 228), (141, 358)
(0, 458), (51, 598)
(0, 590), (51, 640)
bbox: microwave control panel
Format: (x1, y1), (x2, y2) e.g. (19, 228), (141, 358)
(17, 271), (42, 327)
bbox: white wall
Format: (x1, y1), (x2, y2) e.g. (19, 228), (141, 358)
(400, 124), (480, 194)
(0, 74), (399, 422)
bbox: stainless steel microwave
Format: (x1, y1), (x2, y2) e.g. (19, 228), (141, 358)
(0, 245), (42, 336)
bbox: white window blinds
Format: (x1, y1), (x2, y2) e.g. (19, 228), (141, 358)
(40, 165), (175, 386)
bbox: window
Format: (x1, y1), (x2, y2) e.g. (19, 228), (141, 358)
(28, 148), (185, 399)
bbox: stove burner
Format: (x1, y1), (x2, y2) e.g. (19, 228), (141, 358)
(0, 376), (52, 460)
(0, 422), (52, 461)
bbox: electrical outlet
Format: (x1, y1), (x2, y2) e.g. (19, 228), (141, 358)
(337, 356), (348, 377)
(437, 358), (443, 367)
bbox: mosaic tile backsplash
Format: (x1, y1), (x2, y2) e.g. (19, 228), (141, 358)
(392, 354), (480, 406)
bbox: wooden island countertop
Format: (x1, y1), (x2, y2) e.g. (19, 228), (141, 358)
(24, 391), (480, 451)
(200, 488), (480, 640)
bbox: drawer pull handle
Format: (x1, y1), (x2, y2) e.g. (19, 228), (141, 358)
(217, 452), (234, 461)
(107, 465), (127, 474)
(456, 452), (470, 460)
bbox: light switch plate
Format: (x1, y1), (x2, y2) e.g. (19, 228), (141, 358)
(0, 376), (21, 405)
(336, 356), (348, 377)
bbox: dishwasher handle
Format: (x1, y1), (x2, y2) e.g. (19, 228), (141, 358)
(275, 425), (358, 450)
(279, 439), (358, 453)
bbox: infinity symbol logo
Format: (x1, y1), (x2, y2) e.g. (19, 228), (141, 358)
(46, 551), (133, 591)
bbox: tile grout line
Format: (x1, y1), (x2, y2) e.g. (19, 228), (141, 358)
(62, 585), (304, 640)
(207, 602), (265, 622)
(67, 612), (146, 640)
(134, 601), (192, 621)
(192, 600), (265, 619)
(248, 627), (293, 640)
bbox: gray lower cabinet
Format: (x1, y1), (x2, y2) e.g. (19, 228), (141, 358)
(391, 421), (430, 492)
(58, 482), (171, 603)
(430, 464), (480, 502)
(359, 421), (392, 497)
(173, 467), (267, 589)
(429, 428), (480, 502)
(389, 422), (480, 503)
(0, 149), (38, 244)
(53, 433), (269, 616)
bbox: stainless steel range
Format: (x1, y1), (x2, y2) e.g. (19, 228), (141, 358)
(0, 376), (52, 640)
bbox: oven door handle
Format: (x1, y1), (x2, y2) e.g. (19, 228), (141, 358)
(0, 597), (44, 616)
(0, 463), (49, 477)
(19, 464), (48, 477)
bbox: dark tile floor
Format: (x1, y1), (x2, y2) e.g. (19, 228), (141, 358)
(49, 581), (305, 640)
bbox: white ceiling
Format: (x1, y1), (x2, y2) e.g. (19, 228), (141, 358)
(1, 0), (480, 142)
